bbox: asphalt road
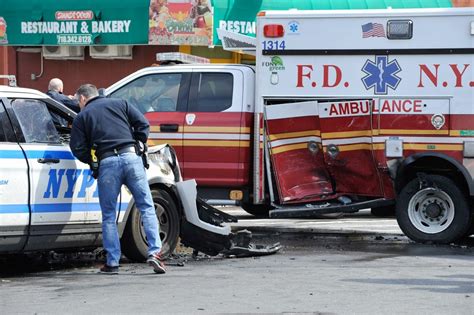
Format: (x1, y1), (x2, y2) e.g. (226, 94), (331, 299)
(1, 209), (473, 314)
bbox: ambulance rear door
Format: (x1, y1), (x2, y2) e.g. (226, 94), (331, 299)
(265, 101), (333, 204)
(318, 100), (383, 197)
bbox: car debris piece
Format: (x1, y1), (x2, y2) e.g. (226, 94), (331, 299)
(177, 180), (282, 257)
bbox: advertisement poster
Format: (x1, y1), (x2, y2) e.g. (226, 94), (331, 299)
(149, 0), (213, 46)
(0, 17), (7, 44)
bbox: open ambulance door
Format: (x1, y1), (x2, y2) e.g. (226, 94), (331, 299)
(264, 101), (333, 204)
(318, 100), (383, 198)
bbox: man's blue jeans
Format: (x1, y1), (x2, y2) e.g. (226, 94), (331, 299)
(98, 152), (162, 267)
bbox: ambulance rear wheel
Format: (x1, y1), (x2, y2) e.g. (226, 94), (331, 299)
(122, 189), (180, 262)
(396, 174), (472, 244)
(241, 203), (273, 217)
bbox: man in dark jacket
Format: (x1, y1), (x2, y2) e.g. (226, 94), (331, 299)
(70, 84), (165, 275)
(46, 78), (80, 113)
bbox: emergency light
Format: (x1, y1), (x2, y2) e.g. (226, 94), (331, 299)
(263, 24), (284, 38)
(387, 20), (413, 39)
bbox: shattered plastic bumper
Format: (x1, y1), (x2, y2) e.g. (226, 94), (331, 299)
(176, 180), (282, 258)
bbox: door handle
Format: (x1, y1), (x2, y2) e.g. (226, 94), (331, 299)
(38, 158), (60, 164)
(160, 124), (179, 132)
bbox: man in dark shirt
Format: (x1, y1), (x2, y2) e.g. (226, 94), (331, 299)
(70, 84), (165, 275)
(46, 78), (80, 113)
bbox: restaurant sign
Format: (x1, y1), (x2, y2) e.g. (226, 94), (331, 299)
(0, 0), (149, 45)
(19, 11), (132, 45)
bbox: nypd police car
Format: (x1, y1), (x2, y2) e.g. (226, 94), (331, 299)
(0, 85), (181, 261)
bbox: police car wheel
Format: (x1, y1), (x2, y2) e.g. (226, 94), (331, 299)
(122, 189), (180, 262)
(396, 174), (472, 244)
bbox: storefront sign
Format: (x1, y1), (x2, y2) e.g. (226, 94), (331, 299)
(19, 13), (132, 45)
(0, 0), (149, 45)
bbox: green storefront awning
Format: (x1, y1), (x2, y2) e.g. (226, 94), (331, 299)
(0, 0), (149, 45)
(212, 0), (453, 45)
(0, 0), (455, 47)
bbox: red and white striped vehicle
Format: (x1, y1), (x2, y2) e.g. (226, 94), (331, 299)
(106, 7), (473, 244)
(256, 7), (474, 243)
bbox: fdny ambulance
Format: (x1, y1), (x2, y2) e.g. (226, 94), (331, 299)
(106, 8), (473, 244)
(256, 7), (474, 244)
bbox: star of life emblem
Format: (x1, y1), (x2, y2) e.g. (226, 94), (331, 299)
(362, 56), (402, 95)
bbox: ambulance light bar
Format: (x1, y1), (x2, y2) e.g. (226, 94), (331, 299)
(155, 52), (210, 64)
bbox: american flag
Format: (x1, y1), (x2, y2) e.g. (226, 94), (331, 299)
(362, 23), (386, 38)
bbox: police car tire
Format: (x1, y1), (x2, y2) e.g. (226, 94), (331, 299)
(121, 189), (180, 262)
(396, 174), (472, 244)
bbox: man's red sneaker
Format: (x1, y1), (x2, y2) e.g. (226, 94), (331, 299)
(147, 252), (166, 274)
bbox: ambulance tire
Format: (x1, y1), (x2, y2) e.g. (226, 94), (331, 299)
(241, 203), (273, 217)
(396, 175), (472, 244)
(122, 189), (180, 262)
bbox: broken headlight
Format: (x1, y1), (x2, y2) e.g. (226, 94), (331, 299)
(148, 144), (181, 181)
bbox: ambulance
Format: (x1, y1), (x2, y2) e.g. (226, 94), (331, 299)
(106, 8), (473, 244)
(255, 7), (474, 244)
(0, 85), (276, 259)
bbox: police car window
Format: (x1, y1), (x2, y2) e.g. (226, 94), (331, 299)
(11, 99), (60, 143)
(110, 74), (182, 114)
(191, 73), (233, 112)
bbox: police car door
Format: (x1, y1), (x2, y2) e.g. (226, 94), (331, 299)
(8, 97), (90, 227)
(0, 98), (29, 251)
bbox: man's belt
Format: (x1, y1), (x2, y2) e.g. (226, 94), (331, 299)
(100, 145), (136, 161)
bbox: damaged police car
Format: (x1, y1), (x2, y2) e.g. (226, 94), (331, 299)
(0, 86), (279, 261)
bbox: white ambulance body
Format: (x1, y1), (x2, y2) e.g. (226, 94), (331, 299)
(254, 8), (474, 243)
